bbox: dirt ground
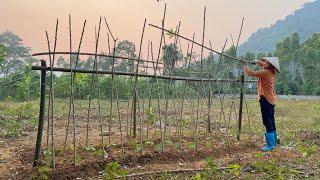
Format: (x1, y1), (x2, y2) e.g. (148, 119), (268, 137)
(1, 99), (320, 179)
(1, 122), (319, 179)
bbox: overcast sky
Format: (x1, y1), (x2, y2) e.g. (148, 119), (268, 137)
(0, 0), (313, 56)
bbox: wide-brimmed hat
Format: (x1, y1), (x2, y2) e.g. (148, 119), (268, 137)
(261, 57), (280, 73)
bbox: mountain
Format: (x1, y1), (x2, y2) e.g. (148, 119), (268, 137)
(238, 0), (320, 55)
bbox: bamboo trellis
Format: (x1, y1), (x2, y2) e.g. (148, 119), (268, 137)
(32, 5), (256, 169)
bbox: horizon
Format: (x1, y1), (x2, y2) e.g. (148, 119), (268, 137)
(0, 0), (314, 57)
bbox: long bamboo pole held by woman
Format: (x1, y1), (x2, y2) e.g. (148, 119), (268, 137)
(148, 24), (255, 65)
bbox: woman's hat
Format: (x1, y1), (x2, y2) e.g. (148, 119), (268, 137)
(261, 57), (280, 73)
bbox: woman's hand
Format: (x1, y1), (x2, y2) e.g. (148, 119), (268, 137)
(258, 60), (266, 68)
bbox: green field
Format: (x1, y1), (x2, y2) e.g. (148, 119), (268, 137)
(0, 97), (319, 179)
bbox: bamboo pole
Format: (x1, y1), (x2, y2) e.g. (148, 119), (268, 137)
(31, 66), (256, 83)
(154, 4), (167, 151)
(132, 19), (147, 138)
(236, 18), (245, 140)
(45, 18), (58, 170)
(163, 24), (181, 148)
(148, 24), (255, 65)
(151, 40), (164, 151)
(63, 19), (86, 155)
(114, 84), (124, 156)
(33, 52), (163, 66)
(33, 60), (47, 167)
(94, 18), (103, 157)
(104, 17), (118, 146)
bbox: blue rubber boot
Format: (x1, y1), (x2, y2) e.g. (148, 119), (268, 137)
(261, 132), (276, 152)
(274, 131), (278, 146)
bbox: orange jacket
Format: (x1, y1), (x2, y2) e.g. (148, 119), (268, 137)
(245, 61), (276, 105)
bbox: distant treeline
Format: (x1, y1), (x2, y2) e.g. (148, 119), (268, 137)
(0, 31), (319, 101)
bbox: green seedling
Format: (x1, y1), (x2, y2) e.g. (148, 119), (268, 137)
(102, 161), (127, 180)
(228, 164), (241, 176)
(38, 166), (51, 180)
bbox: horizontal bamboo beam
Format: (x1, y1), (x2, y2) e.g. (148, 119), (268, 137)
(32, 51), (163, 65)
(31, 65), (257, 83)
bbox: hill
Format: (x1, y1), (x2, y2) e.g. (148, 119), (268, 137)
(238, 0), (320, 55)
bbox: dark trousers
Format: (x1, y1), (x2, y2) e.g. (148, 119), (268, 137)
(259, 96), (276, 133)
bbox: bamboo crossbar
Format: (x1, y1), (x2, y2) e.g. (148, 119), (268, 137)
(31, 65), (257, 83)
(32, 51), (163, 65)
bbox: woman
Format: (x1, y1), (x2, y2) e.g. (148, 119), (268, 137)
(243, 57), (280, 151)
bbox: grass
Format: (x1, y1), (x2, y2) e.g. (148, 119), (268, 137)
(0, 97), (319, 179)
(242, 98), (320, 140)
(0, 101), (38, 137)
(1, 97), (319, 140)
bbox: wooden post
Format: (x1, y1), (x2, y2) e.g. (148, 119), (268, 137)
(33, 60), (47, 167)
(237, 74), (244, 140)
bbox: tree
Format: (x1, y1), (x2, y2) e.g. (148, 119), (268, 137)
(245, 51), (255, 61)
(299, 33), (320, 95)
(161, 44), (182, 75)
(115, 40), (137, 72)
(0, 44), (6, 65)
(57, 56), (69, 68)
(84, 56), (94, 70)
(274, 32), (303, 94)
(223, 45), (238, 79)
(0, 31), (30, 76)
(98, 55), (112, 71)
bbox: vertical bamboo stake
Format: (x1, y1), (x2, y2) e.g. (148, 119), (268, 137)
(146, 41), (152, 140)
(156, 3), (167, 71)
(217, 40), (228, 130)
(195, 82), (201, 151)
(104, 17), (118, 145)
(244, 97), (252, 140)
(185, 33), (197, 150)
(207, 77), (212, 133)
(108, 40), (117, 145)
(115, 84), (124, 156)
(163, 81), (169, 143)
(178, 42), (191, 152)
(64, 15), (73, 156)
(168, 21), (180, 139)
(126, 98), (131, 137)
(151, 38), (163, 151)
(132, 19), (147, 138)
(163, 21), (180, 147)
(94, 18), (103, 157)
(236, 17), (245, 140)
(199, 6), (209, 134)
(237, 74), (244, 140)
(146, 77), (152, 140)
(64, 19), (86, 155)
(85, 18), (102, 150)
(68, 15), (78, 165)
(137, 90), (143, 155)
(199, 6), (206, 71)
(226, 95), (234, 144)
(45, 18), (58, 170)
(51, 19), (58, 170)
(46, 80), (51, 148)
(153, 4), (167, 150)
(85, 71), (94, 146)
